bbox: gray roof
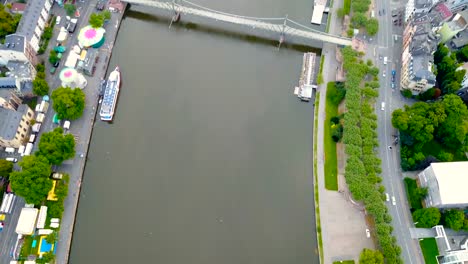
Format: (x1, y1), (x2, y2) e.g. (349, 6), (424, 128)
(0, 34), (26, 53)
(19, 80), (33, 95)
(412, 54), (437, 84)
(16, 0), (49, 42)
(0, 107), (22, 141)
(415, 0), (433, 9)
(0, 78), (17, 88)
(6, 61), (33, 79)
(450, 30), (468, 48)
(16, 104), (29, 116)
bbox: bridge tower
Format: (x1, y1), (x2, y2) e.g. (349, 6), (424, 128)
(278, 14), (288, 49)
(169, 0), (181, 28)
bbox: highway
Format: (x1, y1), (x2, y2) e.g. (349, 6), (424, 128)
(372, 0), (424, 263)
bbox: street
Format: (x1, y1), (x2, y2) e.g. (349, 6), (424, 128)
(372, 0), (424, 263)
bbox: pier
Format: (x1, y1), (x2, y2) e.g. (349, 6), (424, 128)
(294, 52), (318, 102)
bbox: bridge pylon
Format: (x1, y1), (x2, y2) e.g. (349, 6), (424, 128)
(169, 0), (181, 28)
(278, 14), (288, 50)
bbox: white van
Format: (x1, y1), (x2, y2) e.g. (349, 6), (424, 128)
(28, 134), (36, 143)
(381, 102), (385, 111)
(63, 120), (70, 130)
(6, 158), (17, 163)
(56, 16), (61, 25)
(5, 147), (15, 153)
(18, 145), (25, 156)
(383, 57), (388, 65)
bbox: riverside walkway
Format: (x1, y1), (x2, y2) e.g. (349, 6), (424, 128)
(125, 0), (353, 47)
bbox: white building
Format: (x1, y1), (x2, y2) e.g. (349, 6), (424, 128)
(418, 161), (468, 208)
(15, 0), (53, 52)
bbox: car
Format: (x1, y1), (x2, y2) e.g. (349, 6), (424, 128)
(53, 61), (60, 68)
(392, 70), (396, 76)
(50, 67), (56, 74)
(379, 10), (381, 16)
(0, 222), (3, 232)
(382, 70), (386, 77)
(51, 172), (63, 180)
(391, 83), (395, 89)
(392, 196), (396, 205)
(382, 9), (385, 15)
(96, 1), (105, 10)
(385, 193), (390, 202)
(381, 102), (385, 111)
(56, 16), (61, 25)
(6, 157), (17, 163)
(366, 228), (371, 238)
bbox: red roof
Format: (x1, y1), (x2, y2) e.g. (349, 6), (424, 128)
(435, 3), (453, 20)
(11, 3), (26, 12)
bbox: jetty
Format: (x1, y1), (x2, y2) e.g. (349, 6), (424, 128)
(294, 52), (318, 102)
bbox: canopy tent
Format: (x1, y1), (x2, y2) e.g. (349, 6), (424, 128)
(59, 68), (88, 89)
(78, 26), (105, 48)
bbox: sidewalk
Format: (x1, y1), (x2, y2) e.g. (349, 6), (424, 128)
(314, 1), (375, 262)
(53, 2), (127, 263)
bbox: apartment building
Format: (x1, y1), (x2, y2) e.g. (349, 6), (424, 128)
(16, 0), (53, 53)
(0, 103), (34, 148)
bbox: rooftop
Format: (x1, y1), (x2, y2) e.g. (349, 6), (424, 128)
(450, 30), (468, 48)
(6, 61), (33, 80)
(11, 3), (26, 13)
(0, 34), (26, 53)
(0, 107), (22, 141)
(430, 161), (468, 205)
(0, 78), (18, 88)
(16, 0), (50, 42)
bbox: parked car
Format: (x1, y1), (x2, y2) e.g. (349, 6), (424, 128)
(53, 61), (60, 68)
(6, 157), (17, 163)
(385, 193), (390, 202)
(56, 16), (61, 25)
(366, 228), (371, 238)
(51, 172), (63, 180)
(392, 196), (396, 205)
(96, 1), (105, 10)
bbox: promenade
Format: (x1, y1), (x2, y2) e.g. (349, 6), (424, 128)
(42, 2), (127, 263)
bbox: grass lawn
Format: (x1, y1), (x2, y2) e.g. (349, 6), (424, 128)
(333, 261), (355, 264)
(19, 235), (37, 259)
(324, 82), (339, 190)
(420, 238), (439, 264)
(404, 178), (422, 210)
(314, 93), (324, 263)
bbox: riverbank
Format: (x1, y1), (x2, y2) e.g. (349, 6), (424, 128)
(54, 3), (127, 263)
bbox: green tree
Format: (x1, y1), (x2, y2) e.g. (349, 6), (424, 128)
(45, 232), (57, 244)
(89, 13), (104, 28)
(456, 45), (468, 62)
(434, 44), (449, 65)
(64, 4), (76, 16)
(51, 87), (86, 120)
(402, 89), (412, 98)
(359, 248), (384, 264)
(33, 78), (49, 96)
(443, 209), (465, 231)
(366, 18), (379, 36)
(0, 159), (13, 178)
(0, 5), (21, 39)
(437, 95), (468, 150)
(9, 155), (52, 205)
(352, 12), (368, 28)
(102, 10), (111, 20)
(413, 207), (441, 228)
(49, 50), (59, 64)
(37, 252), (54, 264)
(36, 127), (75, 165)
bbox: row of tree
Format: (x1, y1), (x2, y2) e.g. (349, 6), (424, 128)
(341, 46), (402, 263)
(412, 207), (468, 230)
(392, 94), (468, 170)
(337, 0), (378, 36)
(52, 87), (86, 120)
(10, 127), (75, 205)
(33, 64), (50, 96)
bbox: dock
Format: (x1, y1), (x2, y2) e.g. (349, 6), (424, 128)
(294, 52), (318, 102)
(311, 0), (327, 25)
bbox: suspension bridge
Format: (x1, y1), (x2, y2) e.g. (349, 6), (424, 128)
(124, 0), (353, 47)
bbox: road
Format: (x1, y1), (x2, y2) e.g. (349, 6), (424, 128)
(372, 0), (424, 263)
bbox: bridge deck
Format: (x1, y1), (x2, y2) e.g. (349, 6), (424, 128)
(125, 0), (352, 46)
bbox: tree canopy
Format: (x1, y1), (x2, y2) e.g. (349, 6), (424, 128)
(33, 78), (49, 96)
(36, 127), (75, 165)
(9, 155), (52, 205)
(64, 4), (76, 16)
(89, 13), (105, 28)
(51, 87), (85, 120)
(359, 248), (384, 264)
(0, 4), (21, 40)
(366, 18), (379, 36)
(0, 159), (13, 178)
(413, 208), (441, 228)
(443, 209), (465, 231)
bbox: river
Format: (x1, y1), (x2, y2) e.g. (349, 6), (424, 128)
(69, 1), (319, 263)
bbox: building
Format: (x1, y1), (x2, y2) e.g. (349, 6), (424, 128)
(400, 22), (437, 94)
(437, 250), (468, 263)
(0, 34), (37, 76)
(0, 102), (34, 148)
(438, 10), (468, 43)
(418, 161), (468, 208)
(11, 3), (27, 14)
(16, 0), (53, 53)
(405, 0), (441, 22)
(445, 0), (468, 13)
(108, 0), (125, 12)
(76, 48), (99, 76)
